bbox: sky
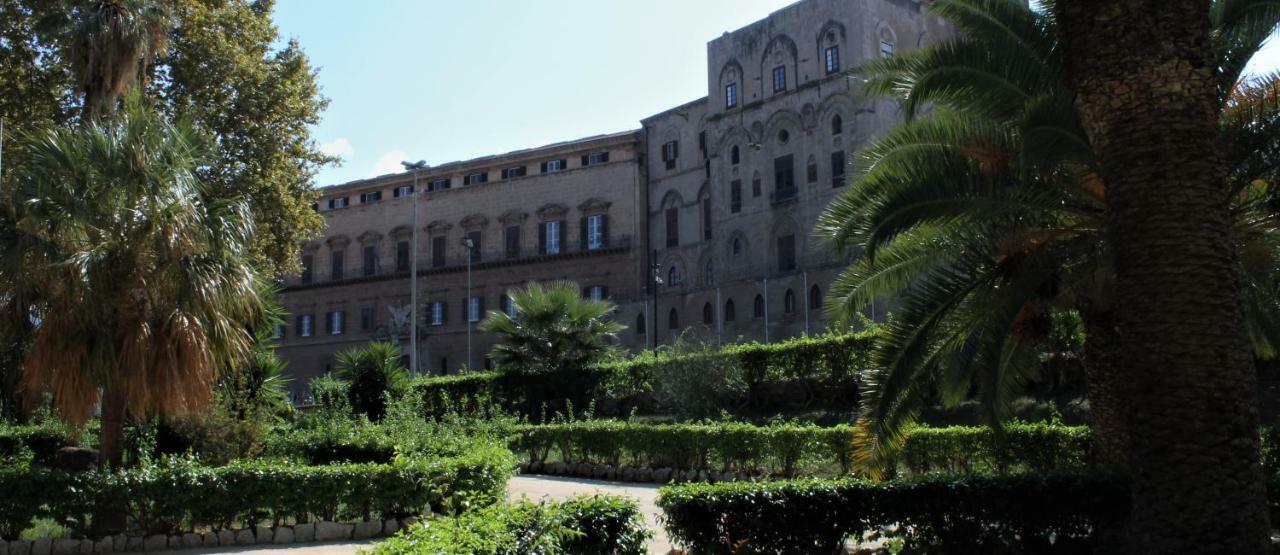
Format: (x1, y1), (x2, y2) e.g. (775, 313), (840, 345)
(271, 1), (1280, 188)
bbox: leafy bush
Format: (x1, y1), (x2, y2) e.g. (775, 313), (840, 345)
(657, 474), (1133, 554)
(0, 447), (516, 539)
(308, 375), (350, 413)
(513, 421), (1089, 478)
(373, 495), (648, 555)
(336, 342), (409, 421)
(480, 281), (624, 375)
(0, 419), (82, 467)
(264, 406), (516, 465)
(407, 367), (615, 422)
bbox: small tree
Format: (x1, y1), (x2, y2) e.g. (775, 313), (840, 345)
(481, 281), (624, 374)
(335, 342), (407, 421)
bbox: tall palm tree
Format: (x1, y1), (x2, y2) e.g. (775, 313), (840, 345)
(817, 0), (1280, 472)
(480, 281), (624, 374)
(0, 96), (265, 467)
(41, 0), (171, 120)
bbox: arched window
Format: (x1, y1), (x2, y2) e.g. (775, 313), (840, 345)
(753, 294), (765, 318)
(703, 261), (714, 286)
(668, 265), (683, 287)
(703, 302), (714, 325)
(731, 145), (741, 165)
(831, 114), (843, 136)
(668, 308), (680, 330)
(732, 238), (743, 256)
(636, 313), (646, 335)
(784, 289), (796, 314)
(724, 299), (736, 322)
(809, 285), (823, 310)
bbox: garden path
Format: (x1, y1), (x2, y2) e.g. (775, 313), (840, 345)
(507, 474), (673, 554)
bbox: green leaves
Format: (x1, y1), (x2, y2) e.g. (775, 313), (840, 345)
(481, 281), (624, 375)
(334, 342), (409, 421)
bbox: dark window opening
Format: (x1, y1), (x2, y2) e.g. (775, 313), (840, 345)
(777, 234), (797, 272)
(396, 241), (410, 272)
(432, 236), (447, 268)
(363, 245), (377, 276)
(330, 251), (344, 281)
(809, 285), (823, 310)
(668, 308), (679, 331)
(505, 226), (521, 259)
(665, 207), (679, 247)
(725, 299), (736, 322)
(730, 180), (742, 213)
(784, 289), (796, 314)
(753, 295), (765, 318)
(831, 151), (847, 187)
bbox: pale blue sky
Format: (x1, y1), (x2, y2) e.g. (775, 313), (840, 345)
(271, 1), (1280, 187)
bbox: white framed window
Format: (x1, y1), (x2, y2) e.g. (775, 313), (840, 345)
(725, 82), (738, 108)
(394, 185), (414, 197)
(328, 196), (349, 209)
(428, 178), (451, 192)
(880, 40), (894, 58)
(329, 311), (344, 335)
(360, 191), (381, 203)
(300, 315), (313, 337)
(468, 296), (482, 322)
(546, 159), (564, 172)
(463, 172), (488, 185)
(501, 166), (527, 179)
(545, 220), (561, 254)
(586, 214), (604, 250)
(431, 301), (444, 326)
(587, 151), (609, 165)
(825, 46), (840, 74)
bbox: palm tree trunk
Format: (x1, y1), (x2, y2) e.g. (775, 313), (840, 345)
(1081, 309), (1128, 473)
(1058, 2), (1270, 551)
(98, 384), (126, 468)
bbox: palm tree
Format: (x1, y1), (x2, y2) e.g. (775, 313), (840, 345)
(41, 0), (172, 120)
(334, 342), (408, 421)
(480, 281), (624, 374)
(0, 96), (265, 467)
(817, 0), (1280, 473)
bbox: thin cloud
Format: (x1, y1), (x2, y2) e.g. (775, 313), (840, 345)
(368, 149), (408, 178)
(319, 137), (354, 158)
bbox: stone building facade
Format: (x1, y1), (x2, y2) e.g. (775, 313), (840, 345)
(276, 0), (948, 395)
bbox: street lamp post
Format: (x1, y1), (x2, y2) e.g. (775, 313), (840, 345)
(462, 236), (475, 371)
(401, 160), (427, 376)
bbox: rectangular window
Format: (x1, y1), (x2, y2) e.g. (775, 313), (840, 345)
(393, 184), (414, 198)
(730, 180), (742, 213)
(328, 310), (344, 335)
(328, 196), (349, 209)
(831, 151), (846, 187)
(807, 160), (818, 184)
(543, 220), (562, 254)
(586, 214), (605, 250)
(359, 191), (381, 203)
(665, 207), (679, 248)
(540, 159), (566, 173)
(360, 307), (374, 332)
(661, 141), (678, 170)
(774, 154), (796, 201)
(362, 245), (377, 276)
(586, 286), (604, 302)
(725, 82), (738, 108)
(432, 236), (447, 268)
(583, 151), (610, 166)
(428, 178), (451, 192)
(752, 176), (762, 198)
(778, 234), (797, 272)
(330, 251), (344, 281)
(824, 46), (840, 74)
(299, 314), (313, 337)
(880, 40), (894, 58)
(463, 172), (488, 185)
(772, 65), (787, 93)
(272, 322), (285, 340)
(431, 301), (445, 326)
(702, 199), (712, 240)
(500, 294), (517, 317)
(468, 296), (483, 323)
(501, 166), (527, 179)
(505, 226), (521, 259)
(466, 231), (482, 263)
(301, 254), (313, 284)
(396, 241), (410, 272)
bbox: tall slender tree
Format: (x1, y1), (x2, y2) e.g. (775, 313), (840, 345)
(1055, 1), (1271, 550)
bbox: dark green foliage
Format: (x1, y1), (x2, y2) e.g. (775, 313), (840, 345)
(373, 495), (649, 555)
(335, 342), (408, 421)
(308, 375), (350, 413)
(0, 447), (515, 539)
(263, 408), (516, 466)
(0, 419), (80, 467)
(407, 367), (614, 422)
(480, 281), (624, 375)
(513, 421), (1089, 478)
(658, 474), (1137, 554)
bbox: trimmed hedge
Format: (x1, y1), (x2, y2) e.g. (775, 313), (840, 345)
(373, 495), (649, 555)
(657, 474), (1132, 553)
(513, 421), (1089, 478)
(0, 446), (516, 540)
(0, 420), (80, 466)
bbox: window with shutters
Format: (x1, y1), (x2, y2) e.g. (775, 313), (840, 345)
(703, 303), (714, 325)
(394, 185), (414, 197)
(301, 254), (314, 284)
(753, 295), (765, 318)
(586, 214), (605, 250)
(328, 196), (349, 209)
(665, 207), (679, 247)
(724, 299), (736, 322)
(428, 179), (450, 192)
(505, 226), (521, 259)
(467, 296), (483, 322)
(299, 314), (314, 337)
(396, 241), (410, 272)
(777, 234), (796, 272)
(668, 308), (679, 331)
(432, 236), (447, 268)
(360, 191), (381, 203)
(773, 155), (796, 201)
(702, 199), (712, 240)
(466, 231), (481, 263)
(541, 220), (562, 255)
(831, 151), (846, 187)
(541, 159), (566, 173)
(824, 46), (840, 74)
(501, 166), (527, 179)
(363, 245), (377, 276)
(585, 151), (609, 166)
(784, 289), (796, 314)
(431, 301), (445, 326)
(772, 65), (787, 92)
(725, 82), (738, 108)
(730, 180), (742, 213)
(661, 141), (678, 170)
(330, 251), (344, 281)
(360, 307), (374, 331)
(463, 172), (488, 185)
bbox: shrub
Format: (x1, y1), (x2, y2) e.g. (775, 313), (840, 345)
(0, 419), (81, 467)
(657, 474), (1133, 554)
(406, 367), (615, 422)
(336, 342), (409, 421)
(480, 281), (624, 375)
(0, 447), (516, 539)
(263, 408), (515, 465)
(372, 495), (649, 555)
(308, 375), (350, 413)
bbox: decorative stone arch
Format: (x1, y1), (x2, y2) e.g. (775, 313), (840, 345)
(762, 109), (804, 146)
(659, 189), (685, 210)
(536, 203), (569, 221)
(715, 125), (754, 157)
(816, 19), (848, 60)
(801, 103), (818, 130)
(357, 231), (383, 248)
(875, 21), (898, 58)
(460, 213), (489, 230)
(389, 225), (412, 241)
(696, 248), (716, 287)
(577, 197), (612, 215)
(497, 209), (528, 225)
(300, 240), (321, 254)
(769, 215), (802, 271)
(661, 253), (687, 289)
(760, 34), (799, 98)
(325, 235), (351, 250)
(725, 230), (750, 269)
(425, 220), (453, 235)
(718, 59), (745, 110)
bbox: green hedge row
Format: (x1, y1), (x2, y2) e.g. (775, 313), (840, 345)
(0, 446), (516, 540)
(657, 474), (1132, 553)
(372, 495), (649, 555)
(0, 421), (80, 466)
(512, 421), (1089, 478)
